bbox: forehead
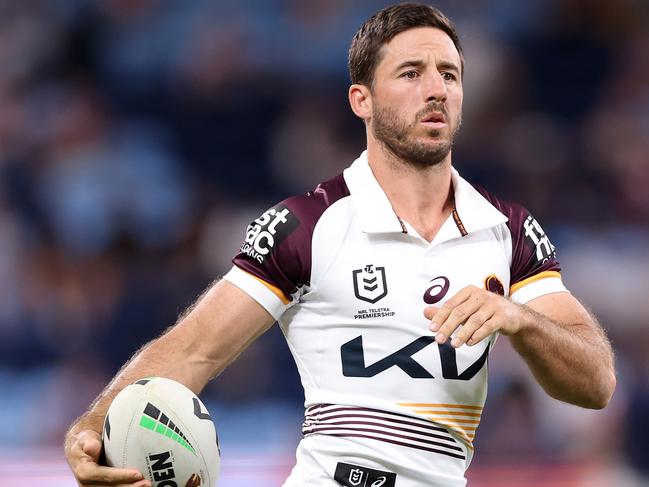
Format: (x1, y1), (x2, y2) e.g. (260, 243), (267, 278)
(378, 27), (460, 70)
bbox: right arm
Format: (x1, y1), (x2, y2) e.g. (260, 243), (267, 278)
(64, 279), (275, 487)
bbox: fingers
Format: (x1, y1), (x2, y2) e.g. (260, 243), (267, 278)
(428, 286), (483, 345)
(423, 306), (438, 321)
(464, 317), (499, 346)
(116, 482), (151, 487)
(121, 481), (152, 487)
(424, 285), (506, 348)
(75, 462), (145, 485)
(70, 430), (148, 487)
(451, 311), (495, 348)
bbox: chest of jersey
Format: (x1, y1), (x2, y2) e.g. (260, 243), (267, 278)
(279, 205), (512, 406)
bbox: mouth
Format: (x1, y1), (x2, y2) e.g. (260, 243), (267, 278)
(420, 111), (447, 128)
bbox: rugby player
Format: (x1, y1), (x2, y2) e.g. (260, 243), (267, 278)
(65, 4), (616, 486)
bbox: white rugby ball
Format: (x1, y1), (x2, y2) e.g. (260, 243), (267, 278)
(102, 377), (220, 487)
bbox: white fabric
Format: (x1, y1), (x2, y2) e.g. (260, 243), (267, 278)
(283, 435), (467, 487)
(343, 151), (509, 240)
(227, 151), (568, 486)
(223, 266), (288, 320)
(510, 276), (569, 304)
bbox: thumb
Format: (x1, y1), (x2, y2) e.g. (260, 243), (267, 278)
(423, 306), (439, 320)
(78, 431), (102, 461)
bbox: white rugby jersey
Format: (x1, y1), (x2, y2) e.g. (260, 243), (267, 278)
(224, 151), (568, 487)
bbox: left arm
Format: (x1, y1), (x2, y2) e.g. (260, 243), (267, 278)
(425, 287), (616, 409)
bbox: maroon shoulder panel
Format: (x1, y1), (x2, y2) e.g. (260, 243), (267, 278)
(473, 185), (561, 287)
(232, 173), (350, 299)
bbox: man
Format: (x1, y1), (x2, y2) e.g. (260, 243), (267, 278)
(65, 3), (616, 486)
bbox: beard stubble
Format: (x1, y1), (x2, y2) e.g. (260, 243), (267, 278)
(371, 102), (461, 169)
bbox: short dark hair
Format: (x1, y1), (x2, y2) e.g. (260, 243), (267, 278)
(348, 3), (464, 86)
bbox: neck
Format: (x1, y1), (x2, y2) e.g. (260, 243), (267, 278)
(366, 137), (455, 242)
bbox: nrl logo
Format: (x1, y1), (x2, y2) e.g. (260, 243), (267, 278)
(348, 468), (363, 486)
(352, 264), (388, 304)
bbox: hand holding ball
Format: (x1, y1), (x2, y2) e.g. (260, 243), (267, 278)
(102, 377), (220, 486)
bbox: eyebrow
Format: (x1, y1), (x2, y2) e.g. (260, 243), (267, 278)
(393, 59), (425, 73)
(393, 59), (460, 74)
(437, 61), (460, 74)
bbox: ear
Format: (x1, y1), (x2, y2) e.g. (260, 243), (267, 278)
(348, 84), (372, 121)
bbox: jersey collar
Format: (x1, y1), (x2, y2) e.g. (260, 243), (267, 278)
(343, 150), (508, 237)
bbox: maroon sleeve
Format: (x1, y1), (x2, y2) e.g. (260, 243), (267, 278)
(474, 186), (561, 287)
(232, 173), (350, 299)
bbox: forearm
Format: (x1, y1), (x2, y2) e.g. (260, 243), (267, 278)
(65, 279), (275, 445)
(63, 279), (274, 487)
(509, 305), (615, 409)
(66, 322), (217, 442)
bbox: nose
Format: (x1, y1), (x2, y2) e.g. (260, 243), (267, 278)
(422, 70), (447, 103)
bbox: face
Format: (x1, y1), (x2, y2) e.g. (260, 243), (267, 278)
(368, 27), (463, 168)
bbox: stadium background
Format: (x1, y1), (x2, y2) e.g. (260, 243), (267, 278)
(0, 0), (648, 485)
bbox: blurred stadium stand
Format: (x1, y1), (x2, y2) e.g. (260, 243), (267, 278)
(0, 0), (648, 485)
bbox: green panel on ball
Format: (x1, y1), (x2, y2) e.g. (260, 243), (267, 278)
(139, 415), (156, 431)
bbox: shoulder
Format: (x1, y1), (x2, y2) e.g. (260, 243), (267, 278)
(230, 172), (350, 304)
(244, 173), (351, 261)
(281, 172), (351, 229)
(470, 185), (565, 300)
(471, 184), (553, 252)
(471, 184), (531, 228)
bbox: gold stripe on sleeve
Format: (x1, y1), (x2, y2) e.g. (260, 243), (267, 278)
(509, 270), (561, 295)
(245, 272), (291, 305)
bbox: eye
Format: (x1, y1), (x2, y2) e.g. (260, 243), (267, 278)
(441, 71), (457, 81)
(401, 70), (419, 80)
